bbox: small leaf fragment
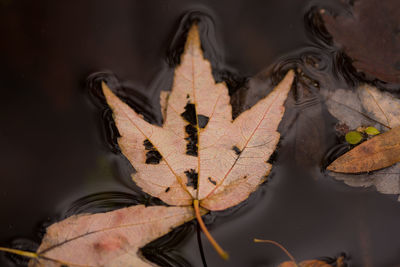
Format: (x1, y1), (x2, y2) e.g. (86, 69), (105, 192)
(278, 260), (333, 267)
(345, 131), (363, 145)
(365, 126), (380, 135)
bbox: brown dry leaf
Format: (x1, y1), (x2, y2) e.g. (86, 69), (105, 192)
(102, 24), (294, 211)
(29, 205), (197, 267)
(278, 260), (332, 267)
(254, 239), (345, 267)
(322, 0), (400, 83)
(327, 126), (400, 173)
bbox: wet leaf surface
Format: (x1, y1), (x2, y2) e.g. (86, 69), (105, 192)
(322, 0), (400, 83)
(29, 205), (196, 267)
(328, 126), (400, 173)
(102, 24), (294, 211)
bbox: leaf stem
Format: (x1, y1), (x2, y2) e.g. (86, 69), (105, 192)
(253, 239), (299, 267)
(0, 247), (92, 267)
(0, 247), (38, 259)
(193, 200), (229, 260)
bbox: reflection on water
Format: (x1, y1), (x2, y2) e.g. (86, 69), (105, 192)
(1, 1), (400, 267)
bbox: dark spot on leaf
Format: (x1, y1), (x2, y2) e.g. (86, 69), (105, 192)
(182, 102), (199, 156)
(197, 114), (209, 128)
(208, 177), (216, 185)
(185, 124), (198, 156)
(143, 139), (153, 150)
(185, 169), (198, 189)
(181, 102), (197, 125)
(143, 139), (162, 164)
(165, 187), (170, 193)
(232, 146), (241, 155)
(243, 175), (247, 179)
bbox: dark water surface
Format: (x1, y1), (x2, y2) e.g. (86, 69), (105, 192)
(1, 1), (400, 266)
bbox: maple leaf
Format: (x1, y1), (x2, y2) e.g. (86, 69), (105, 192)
(4, 205), (196, 266)
(0, 23), (294, 265)
(103, 25), (294, 211)
(324, 84), (400, 199)
(102, 23), (294, 258)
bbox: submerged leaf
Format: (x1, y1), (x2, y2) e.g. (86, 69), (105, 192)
(322, 0), (400, 83)
(332, 163), (400, 200)
(323, 84), (400, 131)
(345, 131), (363, 145)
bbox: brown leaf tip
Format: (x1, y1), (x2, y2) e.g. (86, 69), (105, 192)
(185, 23), (201, 55)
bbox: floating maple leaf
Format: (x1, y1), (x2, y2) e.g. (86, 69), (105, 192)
(102, 23), (294, 258)
(104, 25), (294, 211)
(0, 24), (294, 266)
(324, 84), (400, 200)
